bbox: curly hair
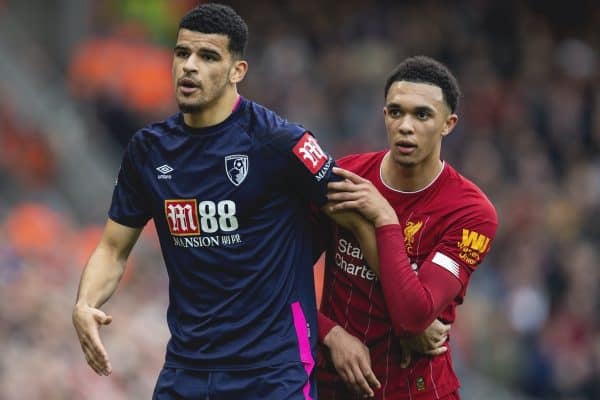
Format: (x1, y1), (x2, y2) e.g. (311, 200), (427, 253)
(384, 56), (461, 113)
(178, 3), (248, 58)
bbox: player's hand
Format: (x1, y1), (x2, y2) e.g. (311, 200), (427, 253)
(72, 303), (113, 375)
(398, 319), (450, 367)
(327, 167), (398, 227)
(323, 325), (381, 397)
(322, 202), (358, 230)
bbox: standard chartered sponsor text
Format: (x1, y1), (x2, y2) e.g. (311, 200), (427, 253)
(335, 238), (377, 281)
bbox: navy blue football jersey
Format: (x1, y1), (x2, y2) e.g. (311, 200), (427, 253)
(109, 97), (336, 374)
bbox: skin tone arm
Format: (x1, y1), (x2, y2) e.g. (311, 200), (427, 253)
(318, 209), (381, 397)
(72, 219), (143, 376)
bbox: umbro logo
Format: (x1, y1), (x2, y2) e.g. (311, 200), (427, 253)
(157, 165), (174, 174)
(157, 164), (173, 180)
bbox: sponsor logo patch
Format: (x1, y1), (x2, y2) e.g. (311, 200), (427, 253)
(457, 228), (490, 265)
(165, 199), (200, 235)
(293, 132), (327, 174)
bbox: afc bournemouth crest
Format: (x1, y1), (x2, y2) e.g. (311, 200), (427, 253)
(225, 154), (249, 186)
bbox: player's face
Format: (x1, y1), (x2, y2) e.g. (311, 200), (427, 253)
(172, 29), (242, 113)
(383, 81), (457, 169)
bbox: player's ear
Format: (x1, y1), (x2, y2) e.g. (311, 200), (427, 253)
(441, 114), (458, 137)
(230, 60), (248, 84)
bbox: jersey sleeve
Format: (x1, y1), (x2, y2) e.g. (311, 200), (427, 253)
(309, 205), (334, 263)
(271, 126), (338, 207)
(426, 204), (498, 289)
(375, 203), (498, 336)
(108, 137), (152, 227)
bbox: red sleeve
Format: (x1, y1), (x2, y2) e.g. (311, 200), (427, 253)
(317, 311), (338, 342)
(376, 224), (461, 336)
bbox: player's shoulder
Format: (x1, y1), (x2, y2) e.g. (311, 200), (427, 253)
(337, 151), (386, 172)
(242, 99), (308, 147)
(129, 113), (181, 148)
(444, 163), (497, 223)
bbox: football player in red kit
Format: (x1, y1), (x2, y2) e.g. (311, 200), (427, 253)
(318, 56), (498, 399)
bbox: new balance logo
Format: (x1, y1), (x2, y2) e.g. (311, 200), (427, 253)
(156, 164), (174, 180)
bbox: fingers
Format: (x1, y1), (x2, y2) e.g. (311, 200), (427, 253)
(399, 347), (412, 368)
(328, 200), (363, 214)
(81, 324), (112, 375)
(81, 340), (111, 375)
(341, 364), (375, 398)
(94, 311), (113, 326)
(328, 181), (365, 195)
(431, 318), (451, 335)
(349, 351), (380, 397)
(424, 346), (448, 356)
(337, 366), (361, 396)
(326, 188), (373, 212)
(332, 167), (369, 184)
(348, 365), (371, 397)
(429, 331), (448, 346)
(73, 307), (113, 375)
(327, 190), (362, 202)
(358, 357), (381, 394)
(349, 359), (374, 397)
(327, 328), (380, 397)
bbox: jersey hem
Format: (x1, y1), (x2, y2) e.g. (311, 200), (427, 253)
(163, 360), (306, 372)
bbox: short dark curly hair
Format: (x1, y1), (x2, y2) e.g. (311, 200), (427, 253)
(384, 56), (461, 113)
(178, 3), (248, 58)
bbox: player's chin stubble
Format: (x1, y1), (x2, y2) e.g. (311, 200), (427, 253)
(178, 103), (204, 113)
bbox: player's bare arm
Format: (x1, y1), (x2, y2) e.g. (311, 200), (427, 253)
(322, 324), (382, 397)
(72, 219), (142, 376)
(322, 206), (380, 275)
(318, 207), (381, 397)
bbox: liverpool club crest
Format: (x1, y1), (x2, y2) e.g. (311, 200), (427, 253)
(225, 155), (249, 186)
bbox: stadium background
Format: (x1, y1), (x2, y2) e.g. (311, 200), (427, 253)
(0, 0), (598, 399)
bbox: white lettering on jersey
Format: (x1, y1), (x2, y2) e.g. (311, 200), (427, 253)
(293, 133), (328, 174)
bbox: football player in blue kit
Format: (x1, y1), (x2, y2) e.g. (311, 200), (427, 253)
(72, 4), (342, 399)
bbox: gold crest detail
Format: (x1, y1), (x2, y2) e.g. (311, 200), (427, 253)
(404, 220), (423, 254)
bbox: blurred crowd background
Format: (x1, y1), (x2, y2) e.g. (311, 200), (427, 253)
(0, 0), (599, 399)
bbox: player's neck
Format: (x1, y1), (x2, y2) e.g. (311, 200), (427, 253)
(183, 89), (240, 128)
(381, 152), (444, 192)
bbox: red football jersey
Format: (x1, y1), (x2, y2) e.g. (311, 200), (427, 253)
(318, 151), (498, 399)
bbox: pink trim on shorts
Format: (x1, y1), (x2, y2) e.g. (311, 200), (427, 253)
(291, 301), (314, 400)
